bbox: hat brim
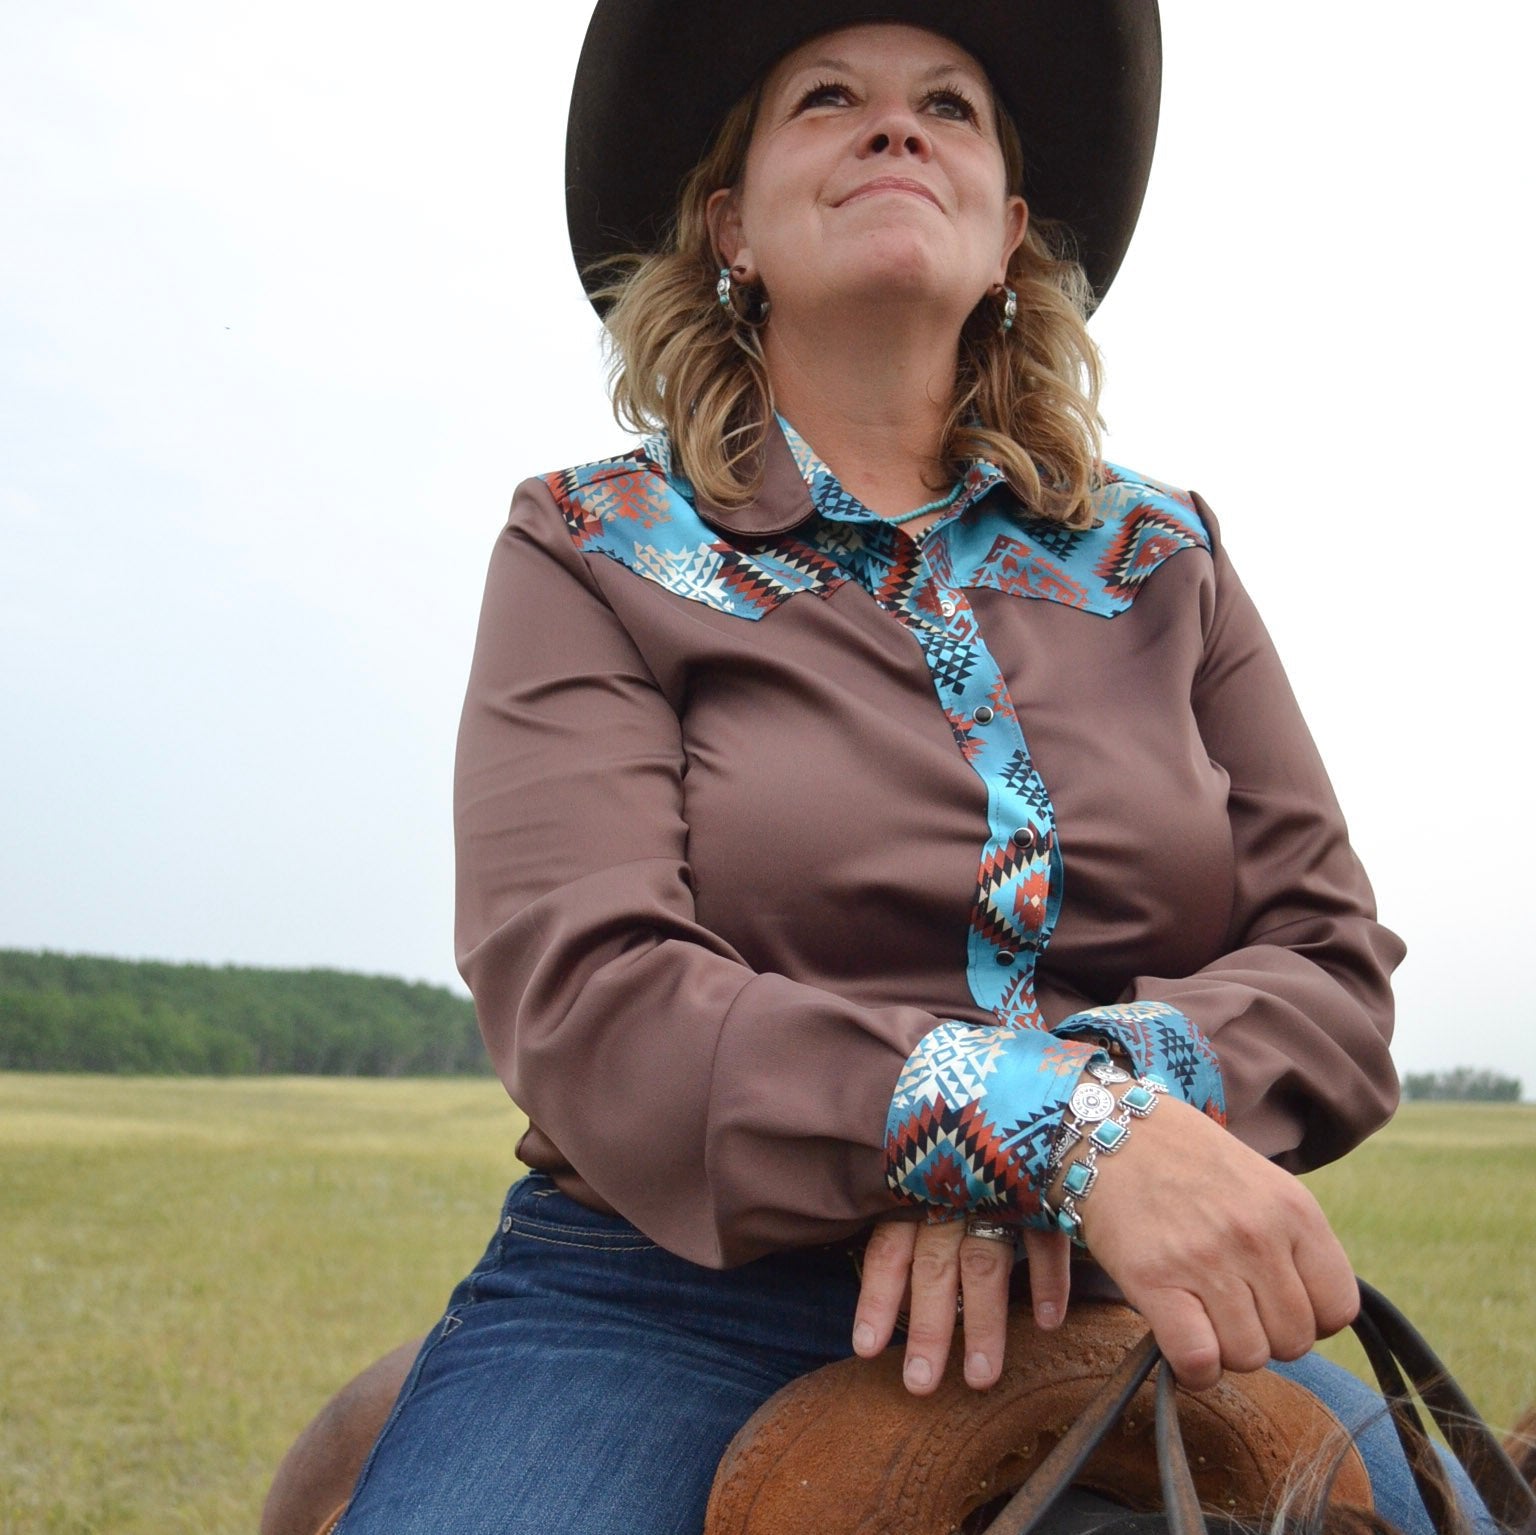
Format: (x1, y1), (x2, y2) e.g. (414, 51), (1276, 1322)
(566, 0), (1160, 314)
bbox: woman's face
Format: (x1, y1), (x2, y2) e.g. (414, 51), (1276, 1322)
(708, 24), (1027, 329)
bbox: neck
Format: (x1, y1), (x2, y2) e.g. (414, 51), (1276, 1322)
(763, 303), (962, 519)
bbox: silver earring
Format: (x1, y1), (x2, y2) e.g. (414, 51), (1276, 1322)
(717, 266), (771, 329)
(1000, 285), (1018, 332)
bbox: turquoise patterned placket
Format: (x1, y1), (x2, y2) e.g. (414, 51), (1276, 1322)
(769, 433), (1230, 1228)
(773, 427), (1097, 1225)
(776, 422), (1063, 1032)
(872, 464), (1229, 1224)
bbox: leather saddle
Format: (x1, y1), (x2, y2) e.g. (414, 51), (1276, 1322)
(263, 1301), (1369, 1535)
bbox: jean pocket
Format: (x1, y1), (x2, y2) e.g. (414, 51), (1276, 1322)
(501, 1175), (658, 1254)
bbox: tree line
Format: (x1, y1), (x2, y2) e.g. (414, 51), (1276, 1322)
(0, 949), (489, 1076)
(4, 949), (1527, 1095)
(1401, 1067), (1523, 1103)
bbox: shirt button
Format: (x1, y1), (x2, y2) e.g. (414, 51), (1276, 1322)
(996, 950), (1016, 967)
(972, 705), (994, 725)
(939, 599), (957, 617)
(1012, 826), (1037, 853)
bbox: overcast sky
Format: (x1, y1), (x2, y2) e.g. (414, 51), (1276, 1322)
(3, 1), (1531, 1096)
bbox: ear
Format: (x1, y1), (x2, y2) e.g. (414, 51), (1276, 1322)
(996, 195), (1029, 285)
(706, 186), (755, 280)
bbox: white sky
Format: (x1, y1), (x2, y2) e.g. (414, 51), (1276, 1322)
(3, 2), (1532, 1096)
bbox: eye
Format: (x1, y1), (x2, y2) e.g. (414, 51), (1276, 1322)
(795, 78), (854, 112)
(922, 87), (980, 124)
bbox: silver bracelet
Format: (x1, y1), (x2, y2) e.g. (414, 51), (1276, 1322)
(1045, 1070), (1165, 1246)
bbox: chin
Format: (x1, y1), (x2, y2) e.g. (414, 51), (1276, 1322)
(820, 239), (980, 315)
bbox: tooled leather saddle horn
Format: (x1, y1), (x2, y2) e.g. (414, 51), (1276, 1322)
(706, 1283), (1536, 1535)
(703, 1300), (1370, 1535)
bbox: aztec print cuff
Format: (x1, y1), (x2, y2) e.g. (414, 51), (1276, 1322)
(884, 1004), (1226, 1228)
(1053, 1001), (1226, 1126)
(884, 1022), (1107, 1229)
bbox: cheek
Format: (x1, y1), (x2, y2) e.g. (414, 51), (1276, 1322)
(739, 185), (816, 273)
(737, 133), (831, 250)
(969, 194), (1017, 268)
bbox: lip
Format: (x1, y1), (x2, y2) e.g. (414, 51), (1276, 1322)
(836, 176), (942, 211)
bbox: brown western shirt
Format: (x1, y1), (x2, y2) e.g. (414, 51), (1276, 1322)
(454, 423), (1403, 1268)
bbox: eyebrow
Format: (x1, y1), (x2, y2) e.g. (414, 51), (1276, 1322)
(791, 55), (854, 77)
(783, 56), (983, 86)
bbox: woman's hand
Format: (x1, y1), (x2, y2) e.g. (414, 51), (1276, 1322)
(852, 1219), (1075, 1394)
(1076, 1095), (1359, 1390)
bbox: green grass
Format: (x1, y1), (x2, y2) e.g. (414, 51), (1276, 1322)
(1301, 1102), (1536, 1431)
(0, 1078), (1531, 1533)
(0, 1075), (522, 1535)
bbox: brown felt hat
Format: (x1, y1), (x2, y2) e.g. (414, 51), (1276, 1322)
(566, 0), (1161, 314)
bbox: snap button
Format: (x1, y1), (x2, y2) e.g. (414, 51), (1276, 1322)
(1012, 826), (1037, 852)
(501, 1216), (513, 1234)
(939, 599), (957, 618)
(972, 705), (994, 725)
(996, 950), (1016, 967)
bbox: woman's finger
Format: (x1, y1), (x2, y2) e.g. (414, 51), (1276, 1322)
(1021, 1228), (1072, 1330)
(1249, 1253), (1318, 1363)
(959, 1229), (1015, 1388)
(1289, 1191), (1360, 1340)
(901, 1219), (965, 1395)
(1197, 1275), (1273, 1375)
(852, 1219), (917, 1357)
(1134, 1285), (1224, 1392)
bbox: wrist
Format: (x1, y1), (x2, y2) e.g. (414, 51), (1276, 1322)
(1043, 1057), (1166, 1247)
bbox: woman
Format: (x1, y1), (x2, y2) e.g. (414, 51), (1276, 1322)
(332, 3), (1471, 1531)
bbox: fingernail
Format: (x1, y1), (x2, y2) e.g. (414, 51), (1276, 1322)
(853, 1322), (875, 1354)
(1036, 1302), (1060, 1329)
(904, 1356), (932, 1389)
(966, 1351), (991, 1385)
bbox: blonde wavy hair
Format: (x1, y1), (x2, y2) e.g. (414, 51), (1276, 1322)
(593, 83), (1106, 530)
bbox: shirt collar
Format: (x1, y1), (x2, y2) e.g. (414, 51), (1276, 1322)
(692, 417), (1009, 538)
(693, 419), (816, 538)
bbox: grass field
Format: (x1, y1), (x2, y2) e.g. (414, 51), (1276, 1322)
(1, 1075), (1531, 1534)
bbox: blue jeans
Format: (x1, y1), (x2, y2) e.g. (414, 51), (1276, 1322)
(336, 1174), (1494, 1534)
(1269, 1355), (1499, 1535)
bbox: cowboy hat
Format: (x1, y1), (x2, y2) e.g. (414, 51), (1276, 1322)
(565, 0), (1161, 313)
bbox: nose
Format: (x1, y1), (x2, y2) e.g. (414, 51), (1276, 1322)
(859, 102), (931, 161)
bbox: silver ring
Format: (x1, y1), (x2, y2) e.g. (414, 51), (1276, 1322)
(964, 1218), (1016, 1244)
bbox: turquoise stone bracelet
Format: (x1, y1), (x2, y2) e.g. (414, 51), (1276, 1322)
(1046, 1069), (1167, 1246)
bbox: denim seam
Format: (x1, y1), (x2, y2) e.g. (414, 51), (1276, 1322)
(506, 1219), (657, 1253)
(509, 1213), (647, 1237)
(331, 1323), (449, 1531)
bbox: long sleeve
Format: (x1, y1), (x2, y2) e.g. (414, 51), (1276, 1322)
(455, 478), (937, 1267)
(1109, 494), (1403, 1169)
